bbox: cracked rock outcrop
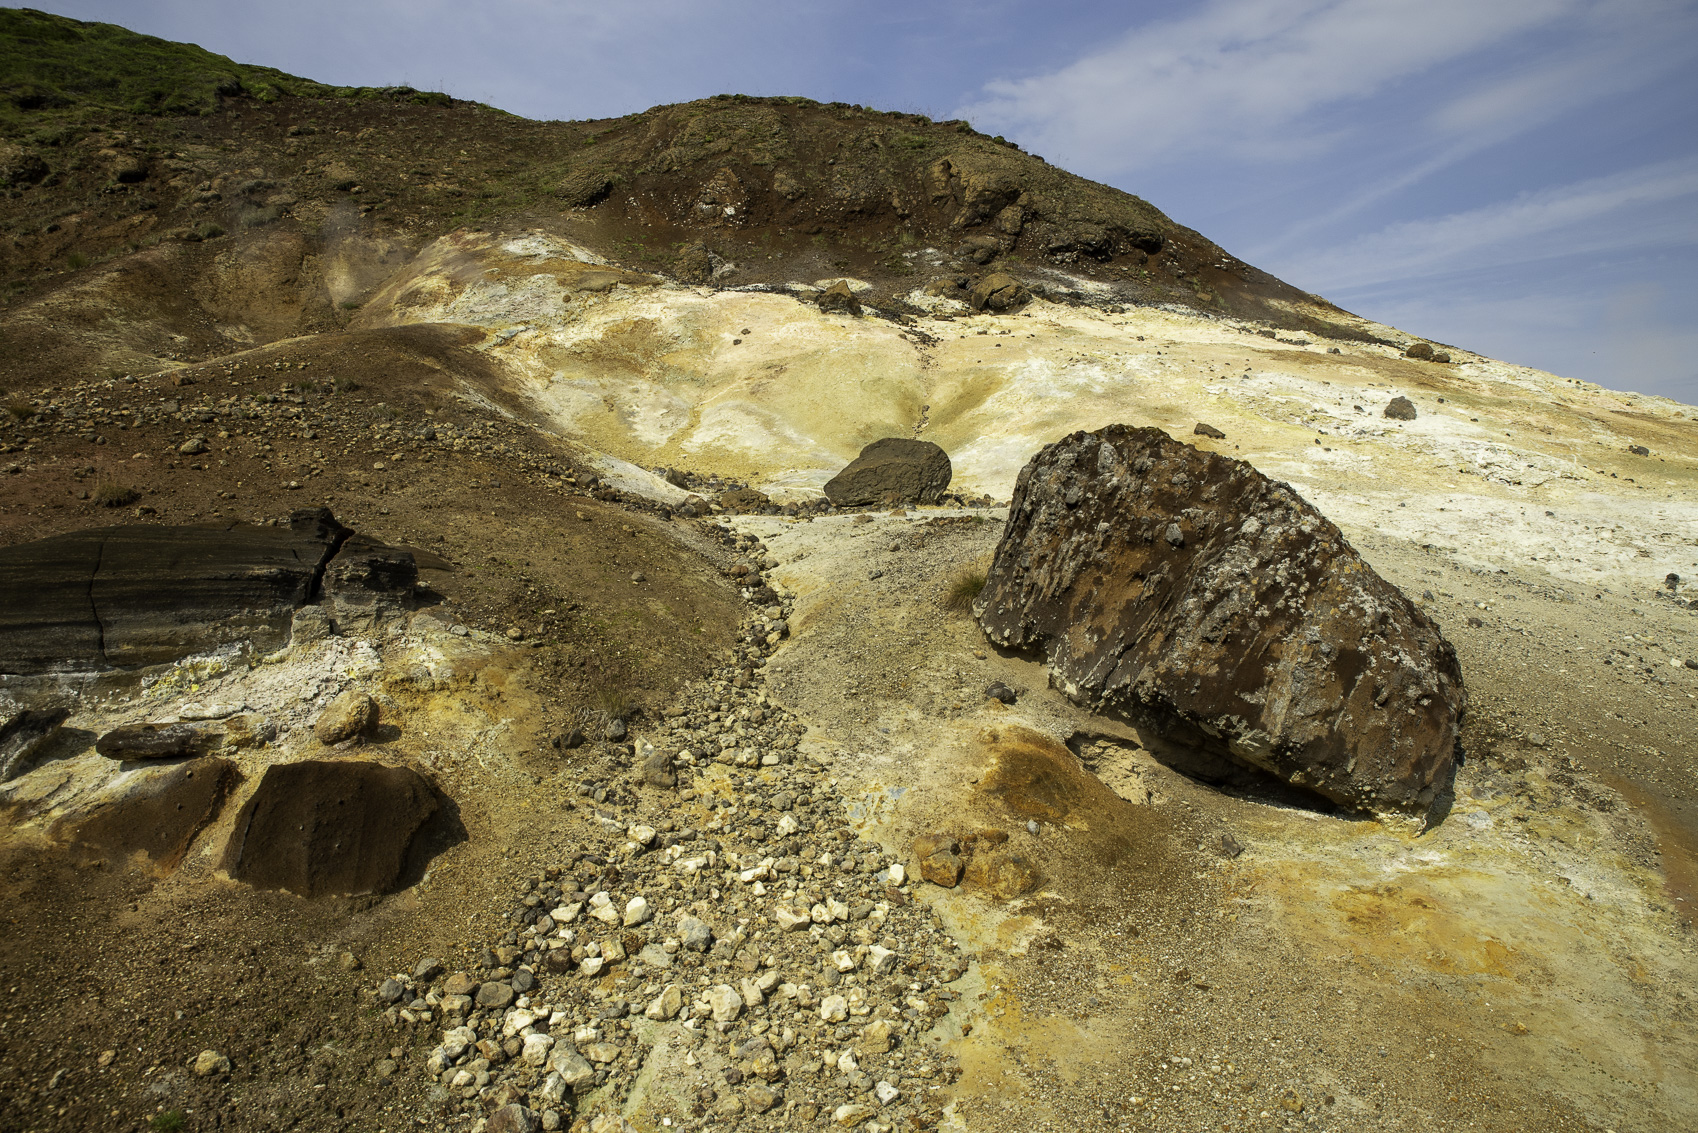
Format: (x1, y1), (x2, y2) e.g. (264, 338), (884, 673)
(975, 424), (1465, 814)
(0, 507), (415, 674)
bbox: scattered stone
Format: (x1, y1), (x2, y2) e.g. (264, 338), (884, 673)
(1193, 422), (1225, 439)
(824, 438), (952, 507)
(967, 272), (1031, 313)
(985, 682), (1015, 705)
(816, 280), (863, 316)
(478, 980), (516, 1008)
(313, 689), (377, 744)
(193, 1050), (231, 1076)
(1629, 444), (1650, 457)
(1384, 396), (1417, 421)
(707, 984), (743, 1022)
(1404, 342), (1434, 360)
(976, 424), (1465, 813)
(486, 1104), (540, 1133)
(645, 984), (683, 1020)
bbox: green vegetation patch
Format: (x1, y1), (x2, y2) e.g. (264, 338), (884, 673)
(0, 7), (457, 133)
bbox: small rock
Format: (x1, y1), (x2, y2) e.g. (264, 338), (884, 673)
(819, 993), (849, 1022)
(1629, 444), (1650, 457)
(985, 683), (1015, 705)
(707, 984), (743, 1022)
(193, 1050), (231, 1076)
(875, 1080), (901, 1105)
(178, 436), (209, 455)
(1384, 396), (1417, 421)
(645, 984), (683, 1020)
(477, 981), (516, 1009)
(486, 1104), (540, 1133)
(378, 977), (406, 1003)
(413, 958), (443, 982)
(549, 1048), (595, 1088)
(1404, 342), (1435, 360)
(817, 280), (862, 316)
(833, 1102), (875, 1127)
(1193, 422), (1225, 439)
(623, 895), (653, 926)
(678, 915), (713, 952)
(746, 1083), (780, 1113)
(314, 690), (376, 744)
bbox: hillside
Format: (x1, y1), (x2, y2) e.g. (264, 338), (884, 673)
(1, 11), (1696, 1133)
(0, 8), (1374, 393)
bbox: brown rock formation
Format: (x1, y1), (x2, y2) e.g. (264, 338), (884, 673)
(823, 438), (952, 507)
(221, 760), (450, 897)
(975, 425), (1465, 814)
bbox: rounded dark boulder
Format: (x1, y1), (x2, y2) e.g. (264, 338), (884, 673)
(1384, 396), (1418, 421)
(823, 438), (952, 507)
(220, 760), (455, 897)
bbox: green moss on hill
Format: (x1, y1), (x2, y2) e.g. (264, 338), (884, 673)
(0, 6), (455, 134)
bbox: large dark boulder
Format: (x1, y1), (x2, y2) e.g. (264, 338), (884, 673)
(975, 425), (1465, 814)
(823, 439), (952, 507)
(0, 509), (416, 674)
(53, 757), (237, 869)
(220, 760), (451, 897)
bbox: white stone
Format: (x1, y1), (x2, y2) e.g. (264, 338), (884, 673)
(866, 945), (898, 975)
(774, 906), (812, 932)
(552, 903), (581, 924)
(875, 1080), (901, 1105)
(579, 956), (605, 977)
(645, 984), (683, 1020)
(588, 892), (619, 924)
(886, 863), (905, 885)
(623, 895), (653, 927)
(522, 1033), (556, 1065)
(827, 898), (850, 921)
(707, 984), (743, 1022)
(573, 1025), (601, 1045)
(833, 949), (858, 972)
(739, 977), (766, 1007)
(502, 1008), (538, 1037)
(833, 1103), (874, 1127)
(628, 824), (657, 846)
(836, 1049), (858, 1072)
(775, 813), (800, 837)
(819, 994), (848, 1022)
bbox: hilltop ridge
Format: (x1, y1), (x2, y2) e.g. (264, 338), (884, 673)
(0, 7), (1375, 391)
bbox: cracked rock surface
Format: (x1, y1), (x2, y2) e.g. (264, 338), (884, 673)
(976, 424), (1466, 814)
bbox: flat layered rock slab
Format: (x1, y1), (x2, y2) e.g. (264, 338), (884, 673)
(0, 509), (347, 674)
(220, 760), (452, 898)
(976, 424), (1466, 814)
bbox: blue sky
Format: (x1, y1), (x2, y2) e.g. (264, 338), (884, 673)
(32, 0), (1698, 402)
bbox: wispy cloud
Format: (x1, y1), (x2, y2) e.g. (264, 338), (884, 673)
(957, 0), (1698, 178)
(1275, 158), (1698, 291)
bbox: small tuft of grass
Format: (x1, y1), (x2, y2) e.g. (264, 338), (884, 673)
(150, 1112), (186, 1133)
(4, 398), (35, 421)
(943, 565), (988, 612)
(94, 482), (140, 508)
(595, 687), (632, 724)
(66, 250), (88, 270)
(331, 377), (361, 393)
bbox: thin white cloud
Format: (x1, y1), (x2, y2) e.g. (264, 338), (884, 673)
(957, 0), (1585, 171)
(1276, 158), (1698, 291)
